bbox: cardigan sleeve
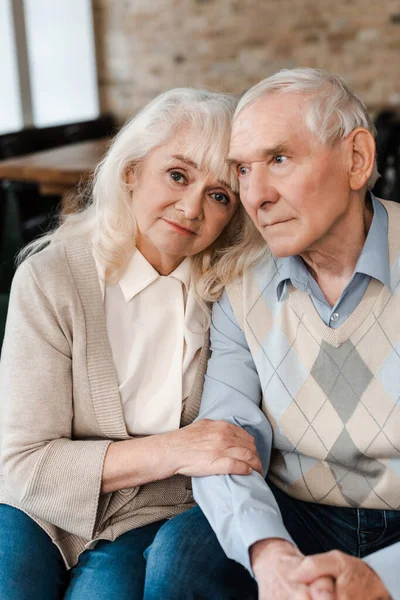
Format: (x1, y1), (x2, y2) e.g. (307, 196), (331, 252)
(0, 261), (111, 540)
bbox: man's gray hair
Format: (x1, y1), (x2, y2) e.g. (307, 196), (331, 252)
(235, 68), (379, 189)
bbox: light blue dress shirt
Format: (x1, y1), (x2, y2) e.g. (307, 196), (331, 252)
(275, 194), (390, 328)
(192, 195), (400, 599)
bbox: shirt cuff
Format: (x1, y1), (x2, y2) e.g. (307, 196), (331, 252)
(234, 507), (297, 575)
(364, 542), (400, 600)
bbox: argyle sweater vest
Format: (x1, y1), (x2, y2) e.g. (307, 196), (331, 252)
(227, 199), (400, 509)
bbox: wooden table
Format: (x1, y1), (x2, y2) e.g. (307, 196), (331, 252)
(0, 138), (110, 212)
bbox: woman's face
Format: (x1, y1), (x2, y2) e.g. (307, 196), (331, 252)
(130, 130), (239, 274)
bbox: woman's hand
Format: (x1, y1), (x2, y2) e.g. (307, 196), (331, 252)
(167, 418), (262, 478)
(102, 419), (261, 493)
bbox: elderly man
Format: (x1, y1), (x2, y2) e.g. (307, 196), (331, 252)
(190, 68), (400, 600)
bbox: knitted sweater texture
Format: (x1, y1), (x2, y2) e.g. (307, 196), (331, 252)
(0, 238), (208, 568)
(227, 199), (400, 510)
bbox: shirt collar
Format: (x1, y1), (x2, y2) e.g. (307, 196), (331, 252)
(354, 193), (390, 289)
(119, 249), (191, 302)
(276, 193), (390, 301)
(276, 256), (308, 301)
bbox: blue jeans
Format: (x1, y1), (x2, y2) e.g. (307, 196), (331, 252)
(268, 479), (400, 558)
(144, 482), (400, 598)
(0, 504), (256, 600)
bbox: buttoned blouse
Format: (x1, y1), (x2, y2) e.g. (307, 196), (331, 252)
(96, 249), (204, 435)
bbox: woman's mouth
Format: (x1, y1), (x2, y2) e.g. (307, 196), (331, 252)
(163, 219), (197, 236)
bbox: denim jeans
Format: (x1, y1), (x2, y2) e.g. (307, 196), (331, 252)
(0, 504), (255, 600)
(268, 478), (400, 558)
(143, 482), (400, 599)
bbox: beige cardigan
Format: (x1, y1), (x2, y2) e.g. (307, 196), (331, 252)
(0, 238), (209, 568)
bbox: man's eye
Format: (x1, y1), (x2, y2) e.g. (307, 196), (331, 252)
(170, 171), (185, 183)
(238, 166), (249, 177)
(274, 155), (287, 165)
(211, 192), (230, 205)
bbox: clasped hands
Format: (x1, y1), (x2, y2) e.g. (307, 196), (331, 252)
(170, 421), (391, 600)
(251, 538), (391, 600)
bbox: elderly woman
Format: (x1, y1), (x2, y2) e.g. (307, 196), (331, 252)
(0, 90), (260, 600)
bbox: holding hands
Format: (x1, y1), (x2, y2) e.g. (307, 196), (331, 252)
(175, 422), (391, 600)
(251, 539), (335, 600)
(251, 539), (391, 600)
(292, 550), (391, 600)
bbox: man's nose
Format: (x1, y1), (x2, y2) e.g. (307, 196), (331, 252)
(175, 188), (204, 220)
(243, 166), (279, 210)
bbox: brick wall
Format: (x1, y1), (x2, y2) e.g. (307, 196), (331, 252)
(93, 0), (400, 123)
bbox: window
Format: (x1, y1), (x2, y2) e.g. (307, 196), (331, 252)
(0, 0), (99, 134)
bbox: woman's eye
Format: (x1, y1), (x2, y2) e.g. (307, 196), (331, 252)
(211, 192), (230, 205)
(170, 171), (185, 183)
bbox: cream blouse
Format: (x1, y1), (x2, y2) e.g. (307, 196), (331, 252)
(97, 249), (204, 435)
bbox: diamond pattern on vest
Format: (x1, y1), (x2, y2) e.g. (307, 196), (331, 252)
(329, 457), (385, 507)
(232, 205), (400, 509)
(377, 344), (400, 402)
(311, 340), (374, 423)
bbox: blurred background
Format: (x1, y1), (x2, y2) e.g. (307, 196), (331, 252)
(94, 0), (400, 121)
(1, 0), (400, 345)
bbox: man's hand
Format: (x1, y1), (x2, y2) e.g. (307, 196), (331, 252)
(291, 550), (391, 600)
(251, 539), (335, 600)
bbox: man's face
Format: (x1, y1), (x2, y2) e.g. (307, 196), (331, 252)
(228, 92), (352, 258)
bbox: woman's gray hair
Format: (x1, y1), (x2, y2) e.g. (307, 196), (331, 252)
(235, 67), (379, 189)
(19, 88), (263, 308)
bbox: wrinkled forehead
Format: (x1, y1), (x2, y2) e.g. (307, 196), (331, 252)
(230, 93), (313, 156)
(234, 91), (309, 128)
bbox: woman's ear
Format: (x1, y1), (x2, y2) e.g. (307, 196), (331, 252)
(124, 162), (142, 192)
(346, 128), (376, 191)
(125, 167), (136, 188)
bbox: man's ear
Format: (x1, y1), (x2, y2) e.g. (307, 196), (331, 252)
(346, 128), (376, 191)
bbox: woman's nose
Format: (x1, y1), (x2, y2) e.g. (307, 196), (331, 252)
(175, 189), (204, 220)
